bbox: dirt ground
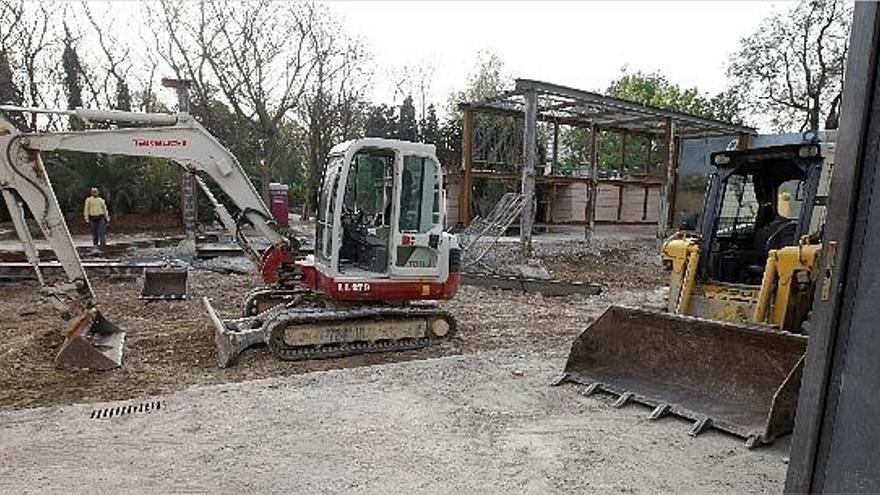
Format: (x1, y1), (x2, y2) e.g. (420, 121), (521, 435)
(0, 235), (666, 411)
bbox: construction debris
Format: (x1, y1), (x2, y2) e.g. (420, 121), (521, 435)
(462, 272), (602, 297)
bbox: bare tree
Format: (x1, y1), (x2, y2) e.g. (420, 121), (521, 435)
(389, 61), (436, 122)
(728, 0), (851, 132)
(79, 2), (133, 111)
(299, 18), (370, 217)
(150, 0), (323, 200)
(0, 1), (25, 126)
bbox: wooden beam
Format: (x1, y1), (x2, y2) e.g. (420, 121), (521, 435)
(586, 124), (600, 242)
(460, 108), (475, 225)
(658, 117), (676, 238)
(462, 104), (667, 137)
(551, 121), (559, 175)
(521, 89), (538, 256)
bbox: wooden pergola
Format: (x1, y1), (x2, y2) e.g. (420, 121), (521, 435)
(458, 78), (756, 254)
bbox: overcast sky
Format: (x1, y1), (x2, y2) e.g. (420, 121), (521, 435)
(330, 1), (786, 111)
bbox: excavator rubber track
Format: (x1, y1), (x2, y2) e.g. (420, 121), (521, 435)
(265, 306), (457, 362)
(205, 296), (457, 367)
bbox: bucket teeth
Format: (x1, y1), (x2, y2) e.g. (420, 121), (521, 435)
(561, 305), (807, 444)
(649, 404), (671, 420)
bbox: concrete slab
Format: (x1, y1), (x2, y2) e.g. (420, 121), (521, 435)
(0, 350), (788, 494)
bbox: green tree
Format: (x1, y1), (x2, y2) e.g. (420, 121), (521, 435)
(440, 51), (514, 171)
(607, 70), (740, 121)
(397, 94), (418, 141)
(419, 104), (439, 144)
(594, 70), (740, 175)
(365, 104), (397, 138)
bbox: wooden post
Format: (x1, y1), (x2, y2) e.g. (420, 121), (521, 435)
(658, 117), (676, 238)
(646, 136), (653, 175)
(585, 123), (599, 242)
(551, 121), (559, 175)
(737, 132), (750, 150)
(520, 89), (538, 256)
(620, 130), (628, 178)
(460, 108), (475, 225)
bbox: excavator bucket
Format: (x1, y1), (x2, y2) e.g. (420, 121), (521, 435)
(55, 308), (125, 370)
(140, 268), (189, 300)
(557, 305), (807, 447)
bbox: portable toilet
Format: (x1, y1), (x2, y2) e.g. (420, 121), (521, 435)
(268, 182), (290, 227)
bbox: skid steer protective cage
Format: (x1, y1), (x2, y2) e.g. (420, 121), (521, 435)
(557, 305), (807, 447)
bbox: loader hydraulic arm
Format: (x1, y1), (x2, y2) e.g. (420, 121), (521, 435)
(0, 106), (297, 285)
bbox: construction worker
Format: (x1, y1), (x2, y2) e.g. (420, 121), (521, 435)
(83, 187), (110, 246)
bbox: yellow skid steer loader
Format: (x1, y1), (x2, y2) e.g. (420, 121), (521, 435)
(557, 140), (834, 447)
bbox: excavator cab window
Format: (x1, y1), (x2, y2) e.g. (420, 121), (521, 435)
(398, 155), (440, 233)
(316, 157), (342, 263)
(338, 149), (395, 275)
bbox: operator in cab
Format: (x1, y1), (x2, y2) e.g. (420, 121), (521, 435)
(83, 187), (110, 247)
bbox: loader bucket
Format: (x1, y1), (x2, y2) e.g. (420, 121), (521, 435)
(55, 308), (125, 370)
(558, 305), (807, 447)
(140, 268), (189, 300)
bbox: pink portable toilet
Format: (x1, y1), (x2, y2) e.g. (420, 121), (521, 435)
(268, 182), (290, 227)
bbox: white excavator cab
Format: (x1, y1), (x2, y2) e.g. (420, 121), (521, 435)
(314, 139), (456, 287)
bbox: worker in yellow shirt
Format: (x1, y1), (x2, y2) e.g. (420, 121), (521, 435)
(83, 187), (110, 246)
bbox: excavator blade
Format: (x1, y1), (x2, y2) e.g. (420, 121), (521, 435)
(140, 268), (189, 300)
(55, 308), (125, 370)
(558, 305), (806, 447)
(203, 297), (266, 368)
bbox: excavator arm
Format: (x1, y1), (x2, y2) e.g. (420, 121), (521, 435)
(0, 115), (124, 370)
(0, 106), (297, 284)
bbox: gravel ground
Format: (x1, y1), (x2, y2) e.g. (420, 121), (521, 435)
(0, 349), (788, 494)
(0, 234), (790, 493)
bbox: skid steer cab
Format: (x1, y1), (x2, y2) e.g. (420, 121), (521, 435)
(297, 138), (461, 302)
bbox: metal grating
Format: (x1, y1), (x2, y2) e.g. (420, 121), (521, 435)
(90, 400), (163, 419)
